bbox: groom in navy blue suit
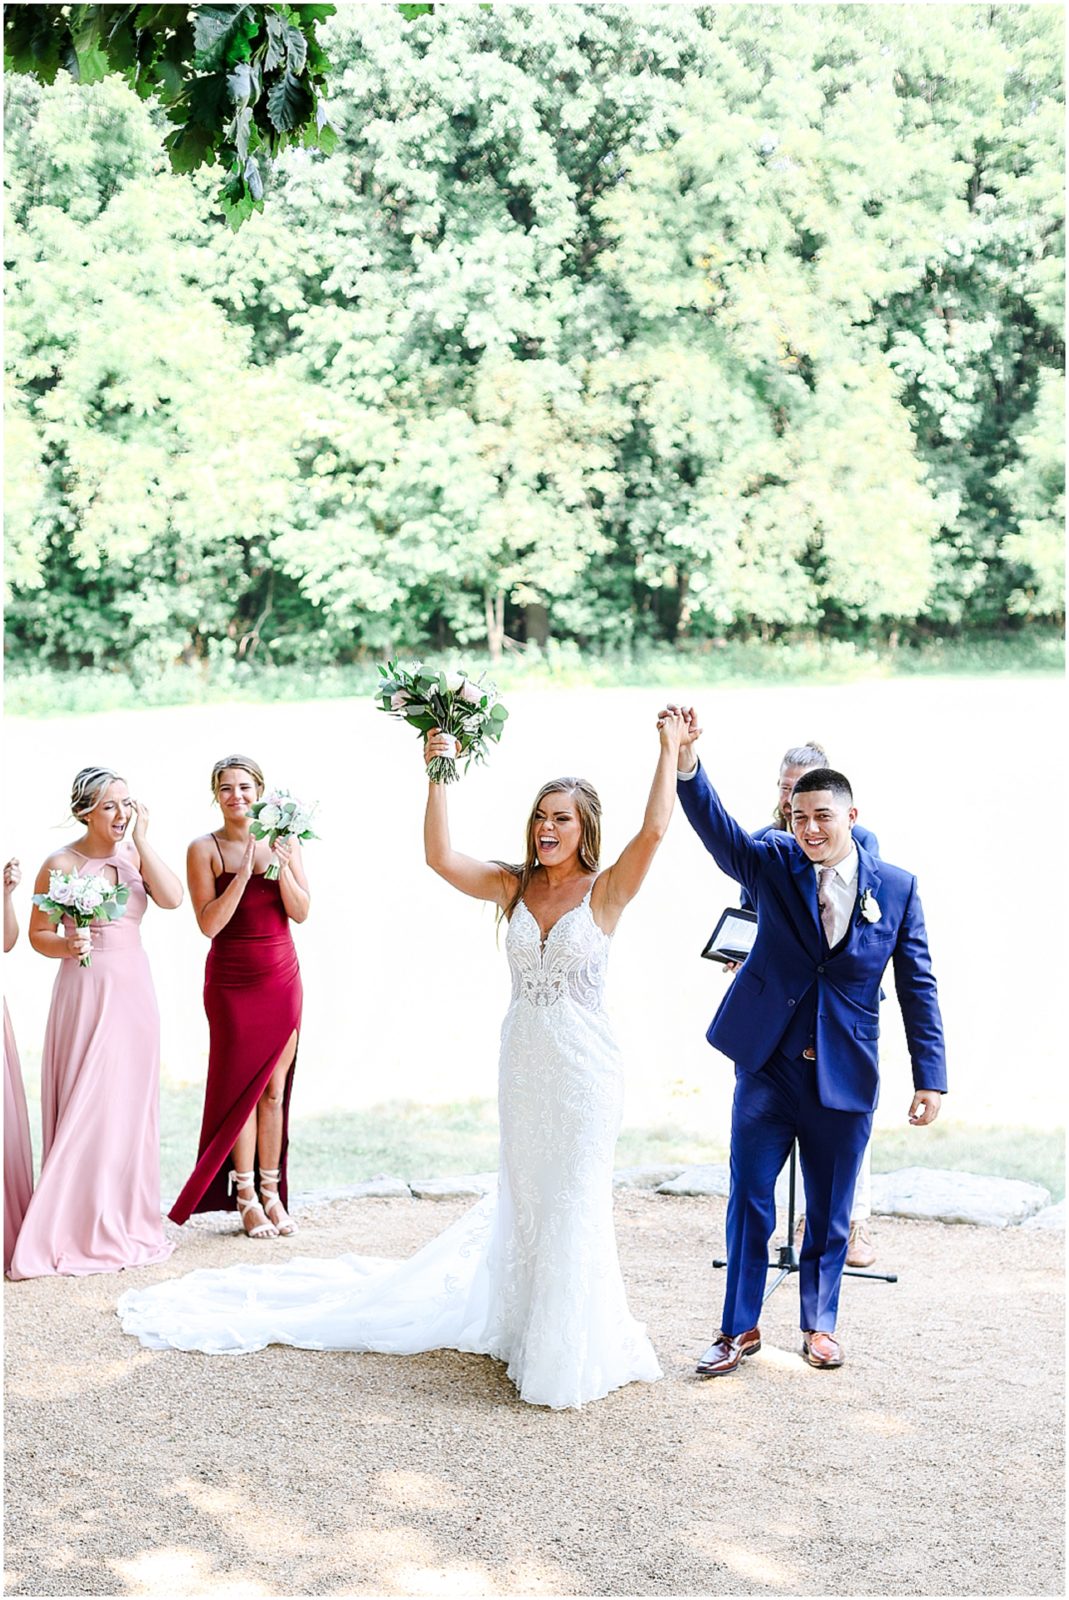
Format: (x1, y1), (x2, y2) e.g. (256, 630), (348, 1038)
(669, 708), (947, 1373)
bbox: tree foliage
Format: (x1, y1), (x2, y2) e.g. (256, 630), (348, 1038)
(2, 3), (337, 227)
(4, 4), (1063, 677)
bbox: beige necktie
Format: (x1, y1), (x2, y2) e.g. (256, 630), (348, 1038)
(817, 866), (837, 946)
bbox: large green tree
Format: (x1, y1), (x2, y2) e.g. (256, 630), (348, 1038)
(3, 75), (320, 673)
(4, 4), (1063, 675)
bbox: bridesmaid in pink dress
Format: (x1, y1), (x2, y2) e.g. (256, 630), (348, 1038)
(4, 856), (34, 1273)
(7, 768), (184, 1280)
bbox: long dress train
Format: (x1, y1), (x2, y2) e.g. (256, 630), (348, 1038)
(4, 1000), (34, 1273)
(119, 891), (661, 1409)
(169, 857), (302, 1224)
(8, 851), (172, 1279)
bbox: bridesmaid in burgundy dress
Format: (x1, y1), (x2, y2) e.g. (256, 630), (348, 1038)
(4, 856), (34, 1274)
(9, 769), (184, 1279)
(170, 755), (309, 1239)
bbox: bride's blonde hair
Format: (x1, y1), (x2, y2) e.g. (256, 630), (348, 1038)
(500, 777), (602, 924)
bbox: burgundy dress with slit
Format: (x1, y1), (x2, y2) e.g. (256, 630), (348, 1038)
(169, 849), (302, 1225)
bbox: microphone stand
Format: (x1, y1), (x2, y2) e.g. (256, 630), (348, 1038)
(712, 1141), (898, 1298)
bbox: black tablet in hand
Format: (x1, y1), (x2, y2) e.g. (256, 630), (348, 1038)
(701, 906), (758, 965)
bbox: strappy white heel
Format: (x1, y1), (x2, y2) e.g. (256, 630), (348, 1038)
(228, 1168), (277, 1238)
(258, 1168), (297, 1236)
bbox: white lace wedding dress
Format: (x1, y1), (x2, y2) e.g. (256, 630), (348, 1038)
(118, 889), (662, 1409)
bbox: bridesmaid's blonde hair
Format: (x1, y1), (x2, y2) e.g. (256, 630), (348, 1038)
(210, 755), (265, 802)
(500, 777), (602, 924)
(70, 767), (124, 821)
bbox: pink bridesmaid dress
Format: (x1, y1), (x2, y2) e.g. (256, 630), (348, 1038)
(3, 1000), (34, 1273)
(7, 849), (173, 1279)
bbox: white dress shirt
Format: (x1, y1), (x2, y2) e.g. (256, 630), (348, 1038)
(814, 846), (859, 947)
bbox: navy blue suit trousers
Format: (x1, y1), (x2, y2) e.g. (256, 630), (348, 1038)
(722, 1051), (872, 1334)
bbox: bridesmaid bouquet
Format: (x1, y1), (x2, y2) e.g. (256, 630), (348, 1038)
(376, 661), (509, 783)
(248, 790), (319, 878)
(33, 871), (130, 968)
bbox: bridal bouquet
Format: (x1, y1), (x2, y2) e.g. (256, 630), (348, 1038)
(32, 870), (130, 968)
(376, 661), (509, 783)
(248, 790), (319, 878)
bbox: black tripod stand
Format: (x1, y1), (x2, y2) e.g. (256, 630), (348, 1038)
(713, 1140), (897, 1300)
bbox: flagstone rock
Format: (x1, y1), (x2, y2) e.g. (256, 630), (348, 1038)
(870, 1167), (1050, 1227)
(295, 1176), (412, 1204)
(613, 1165), (686, 1189)
(1021, 1199), (1065, 1231)
(409, 1172), (497, 1200)
(656, 1164), (731, 1197)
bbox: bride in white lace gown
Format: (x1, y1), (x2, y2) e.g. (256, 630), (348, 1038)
(119, 710), (687, 1409)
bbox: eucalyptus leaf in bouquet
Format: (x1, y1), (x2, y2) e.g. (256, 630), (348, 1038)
(248, 790), (319, 879)
(376, 661), (509, 782)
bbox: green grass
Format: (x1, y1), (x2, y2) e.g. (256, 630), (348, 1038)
(871, 1123), (1065, 1204)
(285, 1101), (733, 1191)
(6, 631), (1063, 718)
(155, 1090), (732, 1197)
(24, 1078), (1062, 1203)
(150, 1086), (1065, 1203)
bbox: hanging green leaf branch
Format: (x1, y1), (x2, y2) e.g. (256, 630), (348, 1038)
(3, 3), (338, 228)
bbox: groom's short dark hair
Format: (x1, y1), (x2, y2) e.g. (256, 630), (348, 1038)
(791, 768), (853, 805)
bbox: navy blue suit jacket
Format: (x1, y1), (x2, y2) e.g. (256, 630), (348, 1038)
(680, 762), (947, 1113)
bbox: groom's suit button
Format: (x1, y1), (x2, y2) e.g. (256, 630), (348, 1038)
(817, 964), (826, 973)
(787, 998), (796, 1007)
(695, 1327), (761, 1378)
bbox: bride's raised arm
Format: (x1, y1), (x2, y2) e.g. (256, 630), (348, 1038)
(591, 707), (686, 935)
(423, 729), (517, 908)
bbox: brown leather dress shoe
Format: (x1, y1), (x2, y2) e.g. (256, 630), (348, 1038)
(846, 1220), (876, 1268)
(801, 1330), (844, 1369)
(695, 1327), (761, 1377)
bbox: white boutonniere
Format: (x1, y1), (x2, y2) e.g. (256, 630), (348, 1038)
(860, 889), (881, 924)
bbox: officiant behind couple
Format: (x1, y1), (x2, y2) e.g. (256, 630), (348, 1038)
(667, 703), (947, 1376)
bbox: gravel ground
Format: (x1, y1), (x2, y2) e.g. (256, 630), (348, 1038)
(4, 1192), (1064, 1599)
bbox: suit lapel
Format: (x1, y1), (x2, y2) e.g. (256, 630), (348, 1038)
(787, 840), (884, 959)
(843, 843), (883, 953)
(789, 847), (821, 944)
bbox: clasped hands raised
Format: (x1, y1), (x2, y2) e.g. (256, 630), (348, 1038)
(656, 703), (701, 764)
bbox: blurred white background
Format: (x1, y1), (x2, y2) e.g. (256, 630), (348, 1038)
(3, 677), (1064, 1142)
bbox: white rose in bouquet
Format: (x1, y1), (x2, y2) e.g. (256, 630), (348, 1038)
(248, 788), (319, 879)
(376, 659), (509, 784)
